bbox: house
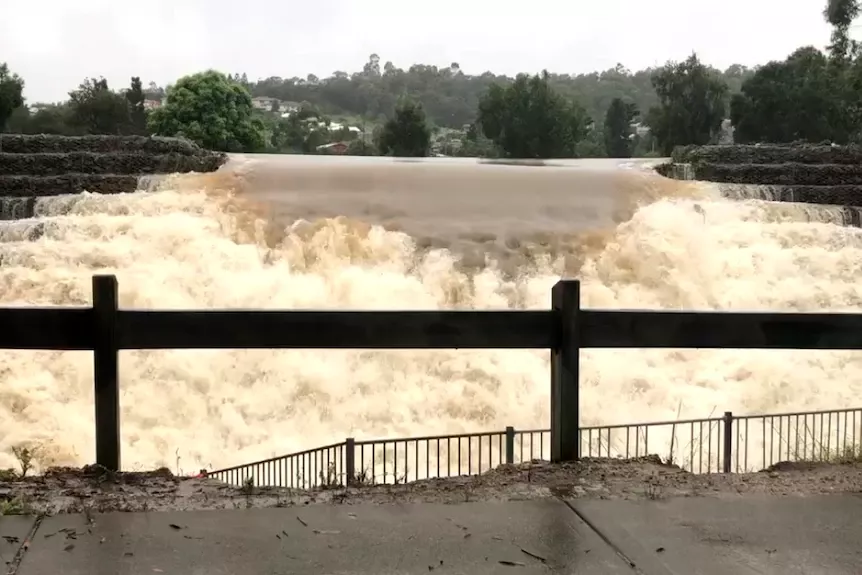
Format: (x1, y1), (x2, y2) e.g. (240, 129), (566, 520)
(143, 99), (162, 110)
(252, 96), (280, 111)
(326, 122), (363, 134)
(631, 122), (651, 137)
(316, 142), (349, 154)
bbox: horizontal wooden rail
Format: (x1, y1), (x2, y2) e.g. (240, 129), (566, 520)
(2, 274), (862, 471)
(117, 309), (557, 349)
(580, 310), (862, 349)
(0, 308), (94, 349)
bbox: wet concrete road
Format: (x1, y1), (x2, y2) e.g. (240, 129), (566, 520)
(7, 495), (862, 574)
(10, 499), (629, 575)
(571, 494), (862, 575)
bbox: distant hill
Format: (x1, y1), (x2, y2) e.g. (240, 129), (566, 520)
(243, 56), (756, 129)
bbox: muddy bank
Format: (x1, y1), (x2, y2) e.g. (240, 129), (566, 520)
(4, 458), (862, 515)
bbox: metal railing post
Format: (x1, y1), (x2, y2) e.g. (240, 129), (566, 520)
(722, 411), (734, 473)
(345, 438), (356, 486)
(551, 280), (581, 462)
(505, 427), (515, 464)
(93, 275), (121, 471)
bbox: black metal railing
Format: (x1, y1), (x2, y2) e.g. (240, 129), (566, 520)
(4, 275), (862, 472)
(208, 405), (862, 488)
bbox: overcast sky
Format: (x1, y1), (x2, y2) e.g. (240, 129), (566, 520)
(1, 0), (839, 103)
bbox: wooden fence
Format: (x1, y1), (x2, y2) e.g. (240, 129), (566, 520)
(4, 275), (862, 471)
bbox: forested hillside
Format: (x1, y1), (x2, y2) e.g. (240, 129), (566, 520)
(2, 0), (858, 159)
(243, 56), (755, 128)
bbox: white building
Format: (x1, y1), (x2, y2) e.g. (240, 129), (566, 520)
(252, 97), (280, 111)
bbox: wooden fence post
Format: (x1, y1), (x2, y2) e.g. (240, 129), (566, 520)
(93, 275), (120, 471)
(551, 280), (581, 462)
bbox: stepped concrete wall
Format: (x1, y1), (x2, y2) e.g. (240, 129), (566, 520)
(672, 144), (862, 166)
(0, 135), (227, 202)
(0, 135), (216, 156)
(659, 144), (862, 209)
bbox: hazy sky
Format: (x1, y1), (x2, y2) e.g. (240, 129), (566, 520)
(1, 0), (838, 103)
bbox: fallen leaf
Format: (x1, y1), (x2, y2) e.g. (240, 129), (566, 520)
(520, 548), (547, 563)
(168, 524), (183, 530)
(63, 544), (74, 552)
(498, 560), (525, 567)
(99, 537), (106, 544)
(463, 533), (472, 539)
(656, 547), (665, 553)
(153, 569), (163, 573)
(312, 530), (340, 535)
(296, 517), (308, 527)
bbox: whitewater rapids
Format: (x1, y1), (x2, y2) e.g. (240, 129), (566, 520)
(0, 155), (861, 474)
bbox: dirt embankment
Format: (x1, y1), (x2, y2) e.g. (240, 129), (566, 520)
(658, 144), (862, 208)
(0, 135), (227, 201)
(4, 457), (862, 516)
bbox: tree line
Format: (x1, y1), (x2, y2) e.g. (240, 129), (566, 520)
(0, 0), (859, 159)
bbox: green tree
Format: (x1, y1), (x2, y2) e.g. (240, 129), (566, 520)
(603, 98), (638, 157)
(477, 71), (588, 158)
(126, 76), (148, 134)
(0, 63), (25, 132)
(824, 0), (860, 61)
(148, 70), (266, 152)
(730, 47), (851, 144)
(68, 78), (132, 135)
(248, 55), (753, 131)
(576, 127), (608, 158)
(345, 139), (376, 156)
(6, 103), (77, 135)
(375, 100), (431, 157)
(645, 54), (728, 155)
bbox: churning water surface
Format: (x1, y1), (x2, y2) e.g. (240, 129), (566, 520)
(0, 155), (861, 472)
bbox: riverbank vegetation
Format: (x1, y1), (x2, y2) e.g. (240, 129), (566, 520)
(0, 0), (858, 158)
